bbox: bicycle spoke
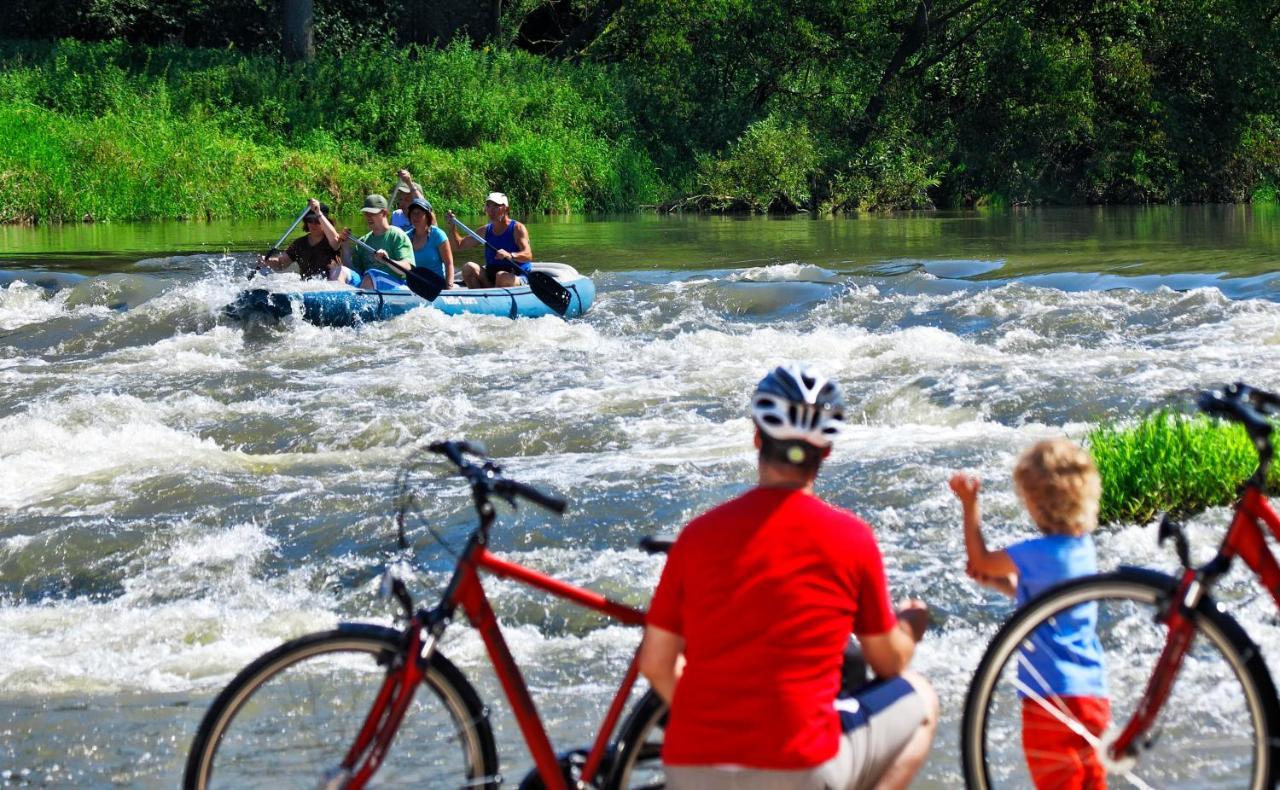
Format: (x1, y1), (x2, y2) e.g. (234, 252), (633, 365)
(188, 632), (496, 789)
(964, 572), (1272, 789)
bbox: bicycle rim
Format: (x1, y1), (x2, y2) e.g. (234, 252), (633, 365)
(186, 627), (498, 789)
(963, 570), (1277, 790)
(608, 690), (666, 789)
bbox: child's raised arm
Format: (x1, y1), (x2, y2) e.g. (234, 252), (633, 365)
(950, 473), (1019, 596)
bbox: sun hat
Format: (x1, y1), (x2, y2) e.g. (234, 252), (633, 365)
(395, 181), (423, 194)
(361, 194), (389, 213)
(485, 192), (509, 207)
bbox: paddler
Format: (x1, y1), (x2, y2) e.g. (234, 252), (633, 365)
(390, 168), (424, 232)
(259, 198), (342, 280)
(446, 191), (532, 289)
(337, 194), (415, 291)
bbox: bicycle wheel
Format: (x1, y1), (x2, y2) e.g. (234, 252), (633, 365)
(607, 689), (667, 789)
(963, 568), (1280, 789)
(185, 623), (498, 789)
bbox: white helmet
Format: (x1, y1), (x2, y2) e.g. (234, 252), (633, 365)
(750, 364), (846, 448)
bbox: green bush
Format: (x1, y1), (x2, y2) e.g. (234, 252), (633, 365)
(1086, 411), (1277, 526)
(693, 116), (817, 212)
(0, 38), (664, 221)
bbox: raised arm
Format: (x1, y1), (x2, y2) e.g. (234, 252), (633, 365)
(949, 473), (1018, 594)
(397, 169), (423, 200)
(311, 198), (341, 250)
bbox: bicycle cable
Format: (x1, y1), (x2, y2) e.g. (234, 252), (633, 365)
(393, 441), (462, 560)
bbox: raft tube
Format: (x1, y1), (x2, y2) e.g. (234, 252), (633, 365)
(226, 262), (594, 326)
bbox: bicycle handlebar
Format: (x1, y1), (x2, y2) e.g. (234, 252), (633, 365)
(496, 478), (568, 514)
(428, 440), (568, 514)
(1197, 382), (1279, 440)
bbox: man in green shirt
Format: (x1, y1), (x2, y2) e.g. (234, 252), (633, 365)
(338, 194), (415, 291)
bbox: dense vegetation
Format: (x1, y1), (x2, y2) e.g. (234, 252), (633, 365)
(2, 0), (1279, 221)
(1086, 411), (1276, 525)
(0, 39), (659, 222)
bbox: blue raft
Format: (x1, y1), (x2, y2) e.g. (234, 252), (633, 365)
(226, 263), (594, 326)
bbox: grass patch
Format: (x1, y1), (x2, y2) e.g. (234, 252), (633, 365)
(1086, 410), (1277, 525)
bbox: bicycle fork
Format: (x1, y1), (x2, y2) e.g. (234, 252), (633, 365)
(1108, 518), (1209, 764)
(1107, 570), (1199, 762)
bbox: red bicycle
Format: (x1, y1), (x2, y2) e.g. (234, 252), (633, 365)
(184, 440), (669, 789)
(962, 382), (1280, 788)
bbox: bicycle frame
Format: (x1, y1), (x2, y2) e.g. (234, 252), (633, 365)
(342, 494), (648, 790)
(449, 542), (647, 789)
(1110, 483), (1280, 759)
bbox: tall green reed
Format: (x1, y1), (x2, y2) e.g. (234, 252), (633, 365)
(1086, 410), (1277, 525)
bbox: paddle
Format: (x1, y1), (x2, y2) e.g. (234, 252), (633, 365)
(250, 204), (311, 279)
(348, 235), (446, 302)
(449, 216), (572, 316)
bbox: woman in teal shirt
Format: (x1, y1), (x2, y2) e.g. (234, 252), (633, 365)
(405, 198), (454, 287)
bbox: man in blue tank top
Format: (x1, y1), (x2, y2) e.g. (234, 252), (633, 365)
(446, 191), (533, 289)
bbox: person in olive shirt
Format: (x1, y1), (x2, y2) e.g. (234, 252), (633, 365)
(337, 194), (415, 291)
(260, 198), (342, 280)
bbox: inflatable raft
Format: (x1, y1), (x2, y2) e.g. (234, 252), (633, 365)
(226, 263), (594, 326)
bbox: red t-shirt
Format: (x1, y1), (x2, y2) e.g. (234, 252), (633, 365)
(646, 487), (897, 769)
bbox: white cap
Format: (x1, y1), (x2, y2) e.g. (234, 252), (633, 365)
(485, 192), (509, 207)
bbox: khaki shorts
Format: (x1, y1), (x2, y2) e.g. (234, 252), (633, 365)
(664, 676), (925, 790)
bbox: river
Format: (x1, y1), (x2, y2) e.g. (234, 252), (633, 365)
(2, 206), (1279, 785)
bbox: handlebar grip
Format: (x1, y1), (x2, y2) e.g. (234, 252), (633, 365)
(1247, 385), (1280, 415)
(1198, 387), (1273, 438)
(503, 479), (568, 514)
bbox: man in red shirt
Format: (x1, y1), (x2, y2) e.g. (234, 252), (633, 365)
(639, 364), (937, 789)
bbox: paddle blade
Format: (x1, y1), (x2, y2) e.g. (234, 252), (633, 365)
(405, 267), (445, 302)
(528, 270), (572, 316)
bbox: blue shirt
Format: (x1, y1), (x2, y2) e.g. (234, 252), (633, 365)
(1006, 534), (1107, 698)
(407, 225), (449, 280)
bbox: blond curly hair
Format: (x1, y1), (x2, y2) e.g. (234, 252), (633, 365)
(1013, 438), (1101, 537)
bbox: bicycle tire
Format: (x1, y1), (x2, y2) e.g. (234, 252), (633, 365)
(607, 689), (667, 789)
(184, 623), (499, 789)
(962, 567), (1280, 789)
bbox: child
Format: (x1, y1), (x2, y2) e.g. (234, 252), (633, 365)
(951, 438), (1110, 790)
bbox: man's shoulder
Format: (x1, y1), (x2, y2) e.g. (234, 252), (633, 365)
(682, 489), (867, 533)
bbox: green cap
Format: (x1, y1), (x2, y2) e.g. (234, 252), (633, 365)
(361, 194), (389, 213)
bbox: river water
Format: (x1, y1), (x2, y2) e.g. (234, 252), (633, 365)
(2, 206), (1280, 786)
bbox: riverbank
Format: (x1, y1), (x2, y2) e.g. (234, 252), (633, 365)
(3, 24), (1279, 223)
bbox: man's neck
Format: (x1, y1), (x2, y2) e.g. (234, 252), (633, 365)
(757, 462), (817, 494)
(490, 215), (510, 232)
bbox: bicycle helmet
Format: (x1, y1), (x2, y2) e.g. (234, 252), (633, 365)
(750, 363), (846, 447)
